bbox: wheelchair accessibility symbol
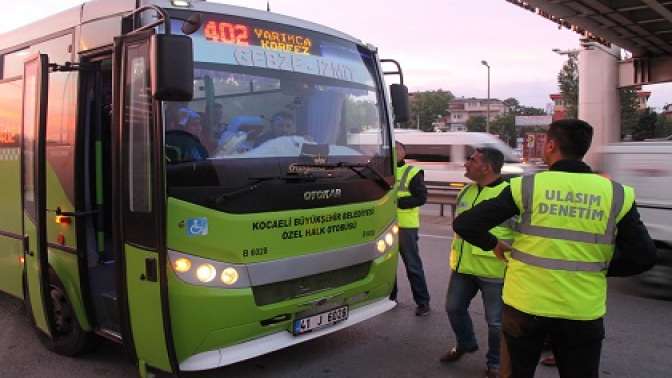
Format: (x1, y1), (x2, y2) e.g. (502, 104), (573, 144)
(186, 217), (208, 236)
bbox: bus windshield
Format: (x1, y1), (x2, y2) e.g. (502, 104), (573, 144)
(164, 14), (392, 213)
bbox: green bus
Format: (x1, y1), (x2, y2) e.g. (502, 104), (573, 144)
(0, 0), (410, 376)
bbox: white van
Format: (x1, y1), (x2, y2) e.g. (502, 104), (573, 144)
(602, 141), (672, 297)
(603, 141), (672, 244)
(349, 130), (536, 189)
(398, 131), (540, 188)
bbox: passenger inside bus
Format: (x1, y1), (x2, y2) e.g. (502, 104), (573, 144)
(259, 111), (297, 142)
(248, 111), (321, 157)
(215, 115), (266, 155)
(166, 107), (209, 162)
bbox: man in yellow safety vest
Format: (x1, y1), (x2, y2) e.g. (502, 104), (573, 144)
(440, 147), (512, 378)
(391, 141), (431, 316)
(453, 119), (656, 378)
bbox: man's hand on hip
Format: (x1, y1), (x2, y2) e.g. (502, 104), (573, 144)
(494, 240), (511, 262)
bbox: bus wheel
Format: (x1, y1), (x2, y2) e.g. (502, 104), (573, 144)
(45, 272), (96, 356)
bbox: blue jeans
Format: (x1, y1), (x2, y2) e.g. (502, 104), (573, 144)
(390, 228), (430, 306)
(445, 271), (503, 369)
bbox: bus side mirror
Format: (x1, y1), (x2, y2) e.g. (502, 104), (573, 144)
(390, 84), (410, 124)
(152, 34), (193, 101)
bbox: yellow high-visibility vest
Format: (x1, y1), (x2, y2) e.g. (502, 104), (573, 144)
(450, 181), (513, 279)
(507, 171), (635, 320)
(396, 164), (421, 228)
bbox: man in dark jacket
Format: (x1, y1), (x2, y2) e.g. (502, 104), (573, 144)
(452, 119), (656, 378)
(392, 141), (431, 316)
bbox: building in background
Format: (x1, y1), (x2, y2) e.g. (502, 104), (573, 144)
(636, 91), (651, 110)
(446, 97), (506, 131)
(549, 93), (567, 121)
(662, 104), (672, 120)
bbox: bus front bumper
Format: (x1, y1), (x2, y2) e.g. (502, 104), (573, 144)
(179, 298), (396, 371)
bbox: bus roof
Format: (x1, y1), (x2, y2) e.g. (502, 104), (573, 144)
(1, 0), (364, 54)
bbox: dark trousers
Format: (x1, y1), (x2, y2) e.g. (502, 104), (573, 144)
(445, 272), (503, 369)
(390, 228), (430, 306)
(501, 304), (604, 378)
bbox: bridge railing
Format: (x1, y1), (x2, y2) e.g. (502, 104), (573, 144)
(425, 181), (461, 218)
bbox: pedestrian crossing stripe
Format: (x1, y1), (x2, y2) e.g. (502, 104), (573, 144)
(0, 148), (20, 161)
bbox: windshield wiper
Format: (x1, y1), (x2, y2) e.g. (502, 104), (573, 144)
(215, 174), (320, 204)
(291, 161), (392, 191)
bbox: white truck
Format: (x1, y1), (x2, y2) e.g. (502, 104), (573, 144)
(602, 139), (672, 298)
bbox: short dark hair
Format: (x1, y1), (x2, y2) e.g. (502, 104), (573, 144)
(546, 119), (593, 159)
(475, 147), (504, 174)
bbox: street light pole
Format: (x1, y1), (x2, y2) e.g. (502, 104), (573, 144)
(481, 60), (490, 133)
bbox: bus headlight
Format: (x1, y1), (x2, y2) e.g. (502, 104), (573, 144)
(385, 232), (394, 247)
(196, 263), (217, 283)
(174, 257), (192, 273)
(375, 223), (398, 255)
(169, 250), (250, 288)
(220, 267), (239, 285)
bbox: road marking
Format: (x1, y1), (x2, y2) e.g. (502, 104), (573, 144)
(419, 234), (453, 240)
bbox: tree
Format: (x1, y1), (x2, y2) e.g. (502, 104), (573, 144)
(620, 88), (639, 139)
(407, 90), (454, 131)
(655, 113), (672, 139)
(557, 55), (579, 118)
(503, 97), (520, 114)
(490, 113), (517, 147)
(491, 98), (545, 147)
(466, 115), (487, 132)
(632, 108), (657, 141)
(343, 98), (379, 133)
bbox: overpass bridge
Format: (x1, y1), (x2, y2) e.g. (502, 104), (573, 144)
(507, 0), (672, 168)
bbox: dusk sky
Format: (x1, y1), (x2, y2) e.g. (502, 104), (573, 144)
(3, 0), (671, 109)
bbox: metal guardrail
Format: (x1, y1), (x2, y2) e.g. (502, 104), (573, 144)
(425, 181), (460, 218)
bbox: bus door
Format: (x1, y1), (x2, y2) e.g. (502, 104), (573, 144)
(112, 31), (177, 375)
(22, 53), (54, 337)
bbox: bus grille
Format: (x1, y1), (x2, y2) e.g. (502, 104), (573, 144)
(252, 262), (371, 306)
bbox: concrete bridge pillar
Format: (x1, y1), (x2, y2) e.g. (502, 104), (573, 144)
(578, 44), (621, 171)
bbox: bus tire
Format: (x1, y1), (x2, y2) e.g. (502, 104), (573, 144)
(45, 270), (96, 356)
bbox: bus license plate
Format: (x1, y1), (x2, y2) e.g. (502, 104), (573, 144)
(293, 306), (349, 335)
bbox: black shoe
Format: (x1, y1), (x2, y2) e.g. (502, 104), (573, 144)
(439, 345), (479, 363)
(415, 304), (430, 316)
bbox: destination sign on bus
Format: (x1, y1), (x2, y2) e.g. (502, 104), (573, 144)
(203, 19), (313, 55)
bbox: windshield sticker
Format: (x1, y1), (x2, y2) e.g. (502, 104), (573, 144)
(186, 217), (209, 236)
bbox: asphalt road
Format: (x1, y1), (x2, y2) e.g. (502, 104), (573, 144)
(1, 205), (671, 378)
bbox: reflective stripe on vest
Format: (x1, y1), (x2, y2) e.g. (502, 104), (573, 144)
(515, 174), (625, 246)
(510, 248), (609, 272)
(397, 164), (421, 228)
(398, 164), (415, 192)
(505, 171), (635, 320)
